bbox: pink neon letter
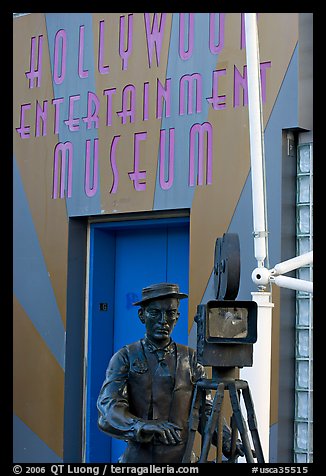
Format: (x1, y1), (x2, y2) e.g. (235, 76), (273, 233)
(53, 29), (67, 85)
(52, 141), (73, 199)
(25, 35), (43, 88)
(78, 25), (89, 79)
(233, 65), (248, 108)
(83, 92), (100, 129)
(144, 13), (167, 67)
(85, 139), (98, 197)
(64, 95), (81, 131)
(207, 69), (226, 110)
(129, 132), (147, 191)
(52, 97), (64, 134)
(159, 128), (175, 190)
(179, 13), (194, 60)
(260, 61), (272, 103)
(119, 14), (133, 70)
(117, 84), (136, 124)
(179, 73), (202, 115)
(156, 78), (171, 119)
(35, 100), (48, 137)
(143, 82), (149, 121)
(109, 135), (120, 194)
(98, 20), (110, 74)
(209, 13), (225, 54)
(16, 103), (31, 139)
(103, 88), (116, 126)
(234, 62), (271, 108)
(189, 122), (213, 186)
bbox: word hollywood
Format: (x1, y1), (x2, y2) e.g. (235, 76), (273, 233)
(15, 13), (271, 199)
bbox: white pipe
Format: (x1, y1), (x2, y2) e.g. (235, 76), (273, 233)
(270, 275), (313, 293)
(240, 292), (274, 462)
(244, 15), (273, 463)
(244, 13), (267, 267)
(251, 250), (314, 289)
(272, 251), (313, 276)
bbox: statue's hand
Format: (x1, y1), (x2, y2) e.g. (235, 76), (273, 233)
(138, 421), (182, 445)
(222, 423), (245, 459)
(222, 437), (245, 459)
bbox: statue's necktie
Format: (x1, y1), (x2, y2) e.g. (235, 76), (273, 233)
(151, 348), (174, 420)
(154, 349), (172, 377)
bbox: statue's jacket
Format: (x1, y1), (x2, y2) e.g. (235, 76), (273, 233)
(97, 337), (206, 463)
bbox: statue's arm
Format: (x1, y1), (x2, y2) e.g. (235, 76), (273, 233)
(97, 348), (145, 441)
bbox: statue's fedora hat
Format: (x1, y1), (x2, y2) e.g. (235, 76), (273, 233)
(133, 283), (188, 306)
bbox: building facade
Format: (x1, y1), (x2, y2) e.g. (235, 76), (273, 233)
(13, 13), (313, 463)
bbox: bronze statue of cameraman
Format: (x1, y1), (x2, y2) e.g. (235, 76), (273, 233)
(97, 283), (243, 463)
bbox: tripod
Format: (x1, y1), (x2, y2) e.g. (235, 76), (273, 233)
(182, 368), (265, 463)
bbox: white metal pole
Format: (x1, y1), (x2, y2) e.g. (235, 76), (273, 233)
(270, 275), (313, 293)
(244, 13), (267, 268)
(244, 13), (273, 462)
(244, 13), (313, 461)
(272, 251), (313, 276)
(240, 292), (274, 462)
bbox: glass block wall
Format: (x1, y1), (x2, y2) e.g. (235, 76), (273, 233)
(294, 142), (313, 462)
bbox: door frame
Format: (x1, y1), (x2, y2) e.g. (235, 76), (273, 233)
(82, 211), (190, 462)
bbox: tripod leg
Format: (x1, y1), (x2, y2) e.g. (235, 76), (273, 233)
(182, 385), (201, 463)
(199, 386), (207, 451)
(198, 382), (225, 463)
(216, 402), (224, 463)
(228, 382), (255, 463)
(225, 415), (239, 463)
(242, 384), (265, 463)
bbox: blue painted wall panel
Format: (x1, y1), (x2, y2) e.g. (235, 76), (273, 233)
(13, 415), (63, 463)
(154, 13), (220, 210)
(45, 13), (101, 217)
(13, 157), (65, 369)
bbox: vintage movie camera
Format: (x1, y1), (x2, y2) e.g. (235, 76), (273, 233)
(183, 233), (264, 464)
(196, 233), (258, 368)
(195, 299), (257, 367)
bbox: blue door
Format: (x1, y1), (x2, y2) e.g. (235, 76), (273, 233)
(85, 217), (190, 462)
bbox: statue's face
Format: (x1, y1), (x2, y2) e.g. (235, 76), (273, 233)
(139, 297), (180, 344)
